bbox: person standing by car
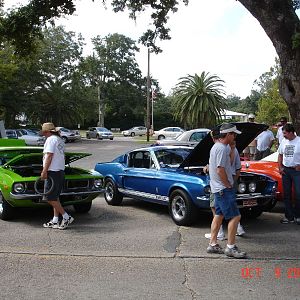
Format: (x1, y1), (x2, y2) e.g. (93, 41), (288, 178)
(254, 126), (275, 160)
(41, 122), (74, 230)
(243, 114), (256, 160)
(276, 116), (288, 147)
(207, 123), (247, 258)
(278, 123), (300, 225)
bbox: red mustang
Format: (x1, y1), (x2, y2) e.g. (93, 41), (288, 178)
(241, 152), (283, 205)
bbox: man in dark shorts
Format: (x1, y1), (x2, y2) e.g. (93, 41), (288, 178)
(41, 122), (74, 230)
(207, 123), (246, 258)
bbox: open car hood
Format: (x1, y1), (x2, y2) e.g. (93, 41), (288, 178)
(2, 150), (91, 167)
(179, 122), (268, 168)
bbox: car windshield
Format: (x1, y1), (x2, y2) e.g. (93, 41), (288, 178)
(97, 127), (109, 132)
(154, 148), (192, 168)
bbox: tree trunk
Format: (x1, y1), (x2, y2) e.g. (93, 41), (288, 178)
(238, 0), (300, 133)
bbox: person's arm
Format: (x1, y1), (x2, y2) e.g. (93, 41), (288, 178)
(278, 153), (284, 174)
(217, 167), (232, 188)
(41, 152), (53, 179)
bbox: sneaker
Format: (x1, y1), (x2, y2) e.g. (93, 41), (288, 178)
(225, 245), (247, 259)
(43, 220), (59, 229)
(58, 216), (74, 230)
(207, 244), (224, 254)
(280, 217), (295, 224)
(204, 233), (226, 241)
(236, 225), (246, 236)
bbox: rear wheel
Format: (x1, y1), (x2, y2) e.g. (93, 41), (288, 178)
(0, 192), (16, 220)
(130, 132), (135, 137)
(169, 189), (196, 226)
(104, 178), (123, 205)
(62, 136), (68, 143)
(86, 134), (91, 139)
(73, 201), (92, 213)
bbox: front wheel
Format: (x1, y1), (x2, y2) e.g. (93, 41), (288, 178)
(0, 192), (16, 220)
(86, 134), (91, 139)
(62, 136), (68, 143)
(104, 179), (123, 205)
(169, 189), (196, 226)
(73, 201), (92, 213)
(130, 132), (135, 137)
(158, 135), (165, 140)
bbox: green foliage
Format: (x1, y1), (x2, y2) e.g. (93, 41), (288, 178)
(173, 72), (226, 128)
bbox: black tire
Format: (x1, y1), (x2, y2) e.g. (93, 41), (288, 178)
(130, 132), (135, 137)
(86, 134), (91, 139)
(0, 192), (16, 220)
(241, 206), (263, 219)
(62, 136), (68, 143)
(104, 178), (123, 205)
(169, 189), (196, 226)
(158, 135), (165, 140)
(96, 134), (101, 140)
(110, 138), (114, 140)
(73, 201), (92, 213)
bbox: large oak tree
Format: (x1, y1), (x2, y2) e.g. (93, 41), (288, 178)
(1, 0), (300, 131)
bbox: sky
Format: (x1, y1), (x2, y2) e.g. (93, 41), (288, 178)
(5, 0), (278, 98)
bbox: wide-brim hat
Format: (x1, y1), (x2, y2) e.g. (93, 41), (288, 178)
(219, 123), (242, 134)
(41, 122), (58, 132)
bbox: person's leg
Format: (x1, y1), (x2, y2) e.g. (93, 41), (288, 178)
(48, 200), (66, 216)
(209, 215), (224, 245)
(282, 169), (294, 221)
(227, 215), (241, 245)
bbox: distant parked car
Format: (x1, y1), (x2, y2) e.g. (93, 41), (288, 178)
(154, 128), (210, 147)
(86, 127), (114, 140)
(56, 127), (81, 143)
(153, 127), (185, 140)
(6, 129), (45, 146)
(122, 126), (147, 137)
(5, 130), (18, 139)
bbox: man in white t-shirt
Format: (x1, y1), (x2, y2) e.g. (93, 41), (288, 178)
(254, 127), (274, 160)
(276, 116), (288, 147)
(41, 122), (74, 230)
(278, 123), (300, 225)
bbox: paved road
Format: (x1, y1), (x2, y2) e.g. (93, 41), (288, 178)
(0, 137), (299, 300)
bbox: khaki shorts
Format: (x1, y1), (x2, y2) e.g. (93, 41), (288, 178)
(243, 146), (256, 155)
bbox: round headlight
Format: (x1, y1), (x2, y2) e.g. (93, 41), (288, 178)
(248, 182), (256, 193)
(94, 179), (103, 188)
(14, 183), (25, 193)
(238, 183), (246, 193)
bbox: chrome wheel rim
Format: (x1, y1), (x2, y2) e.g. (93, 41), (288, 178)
(105, 182), (114, 201)
(0, 193), (3, 214)
(171, 195), (186, 221)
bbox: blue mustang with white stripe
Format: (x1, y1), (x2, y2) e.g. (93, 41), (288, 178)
(94, 123), (277, 226)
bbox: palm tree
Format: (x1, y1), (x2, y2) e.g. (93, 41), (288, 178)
(173, 72), (227, 128)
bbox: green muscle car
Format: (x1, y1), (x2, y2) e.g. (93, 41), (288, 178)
(0, 139), (104, 220)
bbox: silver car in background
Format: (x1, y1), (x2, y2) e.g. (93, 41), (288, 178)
(86, 127), (114, 140)
(56, 127), (81, 143)
(154, 128), (210, 147)
(153, 127), (185, 140)
(122, 126), (147, 137)
(6, 129), (45, 146)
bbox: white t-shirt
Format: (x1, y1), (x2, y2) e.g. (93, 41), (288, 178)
(255, 130), (274, 151)
(43, 135), (65, 171)
(278, 136), (300, 167)
(276, 126), (284, 144)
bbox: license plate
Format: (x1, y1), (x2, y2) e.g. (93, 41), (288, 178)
(243, 200), (257, 207)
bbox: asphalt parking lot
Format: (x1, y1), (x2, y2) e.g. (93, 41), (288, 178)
(1, 137), (299, 300)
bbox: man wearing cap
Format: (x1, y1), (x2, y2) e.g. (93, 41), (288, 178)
(41, 122), (74, 230)
(242, 114), (256, 160)
(207, 123), (247, 258)
(276, 116), (288, 147)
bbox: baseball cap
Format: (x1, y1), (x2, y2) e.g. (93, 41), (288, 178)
(219, 123), (242, 134)
(41, 122), (57, 132)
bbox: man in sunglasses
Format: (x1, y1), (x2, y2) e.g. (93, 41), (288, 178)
(207, 123), (247, 259)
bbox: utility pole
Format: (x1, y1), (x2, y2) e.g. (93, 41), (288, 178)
(146, 48), (151, 142)
(98, 84), (104, 127)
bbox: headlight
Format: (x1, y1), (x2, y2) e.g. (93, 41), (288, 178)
(13, 183), (25, 193)
(94, 179), (103, 188)
(238, 183), (246, 193)
(248, 182), (256, 193)
(203, 185), (211, 194)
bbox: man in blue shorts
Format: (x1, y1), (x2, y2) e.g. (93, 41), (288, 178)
(207, 123), (247, 258)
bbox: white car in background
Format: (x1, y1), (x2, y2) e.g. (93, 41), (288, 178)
(154, 128), (210, 146)
(56, 127), (81, 143)
(153, 127), (185, 140)
(8, 129), (45, 146)
(86, 127), (114, 140)
(122, 126), (147, 137)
